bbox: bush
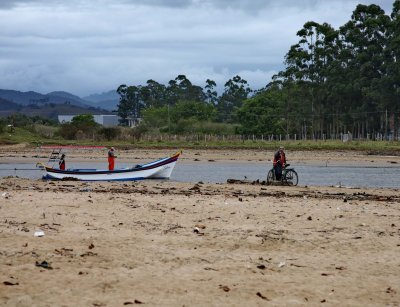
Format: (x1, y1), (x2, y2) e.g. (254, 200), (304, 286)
(191, 121), (237, 135)
(58, 115), (100, 140)
(58, 123), (79, 139)
(7, 114), (33, 127)
(99, 127), (121, 141)
(0, 118), (6, 133)
(33, 124), (58, 138)
(161, 118), (237, 135)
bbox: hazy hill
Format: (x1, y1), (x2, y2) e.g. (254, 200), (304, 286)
(0, 91), (112, 120)
(46, 91), (91, 107)
(0, 90), (44, 105)
(0, 97), (22, 117)
(0, 89), (90, 108)
(19, 103), (112, 120)
(82, 90), (119, 111)
(0, 101), (111, 120)
(0, 97), (21, 111)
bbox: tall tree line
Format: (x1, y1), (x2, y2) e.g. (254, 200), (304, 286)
(269, 1), (400, 139)
(117, 1), (400, 138)
(116, 74), (251, 125)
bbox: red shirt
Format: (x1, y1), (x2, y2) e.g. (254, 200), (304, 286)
(273, 150), (286, 166)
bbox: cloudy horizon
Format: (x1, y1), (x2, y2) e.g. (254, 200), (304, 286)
(0, 0), (395, 97)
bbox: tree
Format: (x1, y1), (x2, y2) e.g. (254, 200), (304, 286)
(166, 75), (205, 103)
(141, 106), (169, 130)
(382, 0), (400, 137)
(170, 100), (216, 122)
(204, 79), (218, 105)
(338, 4), (391, 136)
(71, 114), (98, 127)
(116, 84), (144, 125)
(217, 75), (252, 122)
(59, 114), (99, 140)
(283, 21), (339, 138)
(236, 87), (284, 135)
(140, 79), (166, 108)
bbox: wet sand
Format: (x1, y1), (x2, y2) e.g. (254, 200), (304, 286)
(1, 144), (400, 167)
(0, 175), (399, 306)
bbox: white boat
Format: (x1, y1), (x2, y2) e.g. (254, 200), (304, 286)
(40, 151), (181, 181)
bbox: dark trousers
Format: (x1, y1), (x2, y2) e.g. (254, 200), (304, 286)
(274, 164), (283, 180)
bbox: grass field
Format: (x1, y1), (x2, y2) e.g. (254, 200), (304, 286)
(1, 127), (399, 153)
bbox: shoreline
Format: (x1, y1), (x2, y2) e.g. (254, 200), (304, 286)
(1, 145), (400, 168)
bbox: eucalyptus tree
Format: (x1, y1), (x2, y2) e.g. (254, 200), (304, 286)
(116, 84), (144, 125)
(116, 84), (131, 125)
(166, 79), (179, 107)
(283, 21), (339, 138)
(217, 75), (252, 122)
(175, 74), (193, 101)
(165, 75), (206, 105)
(338, 4), (391, 136)
(382, 0), (400, 137)
(204, 79), (218, 105)
(175, 75), (205, 102)
(140, 79), (166, 108)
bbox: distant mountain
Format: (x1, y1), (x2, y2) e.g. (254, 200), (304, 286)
(82, 90), (119, 111)
(0, 101), (112, 120)
(0, 97), (22, 117)
(46, 91), (91, 107)
(0, 90), (113, 120)
(0, 89), (44, 105)
(17, 103), (112, 120)
(0, 89), (90, 108)
(0, 97), (21, 111)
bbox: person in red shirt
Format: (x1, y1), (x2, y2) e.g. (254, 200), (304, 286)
(108, 147), (116, 171)
(273, 146), (286, 180)
(59, 154), (66, 170)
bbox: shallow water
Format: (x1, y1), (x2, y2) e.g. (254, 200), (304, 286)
(174, 162), (400, 188)
(0, 161), (399, 188)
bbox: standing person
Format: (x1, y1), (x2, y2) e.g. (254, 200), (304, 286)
(59, 154), (66, 170)
(273, 146), (286, 180)
(108, 147), (116, 171)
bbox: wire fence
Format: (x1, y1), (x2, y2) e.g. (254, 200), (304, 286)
(133, 132), (400, 143)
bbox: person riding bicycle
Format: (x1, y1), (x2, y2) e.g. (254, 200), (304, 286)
(273, 146), (286, 180)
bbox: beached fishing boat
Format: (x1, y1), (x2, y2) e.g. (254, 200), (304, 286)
(39, 151), (181, 181)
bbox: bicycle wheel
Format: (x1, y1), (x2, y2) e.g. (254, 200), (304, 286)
(267, 169), (274, 184)
(284, 169), (298, 186)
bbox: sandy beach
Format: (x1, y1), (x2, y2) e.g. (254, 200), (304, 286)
(0, 146), (399, 306)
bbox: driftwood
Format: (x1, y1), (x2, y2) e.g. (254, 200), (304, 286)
(226, 179), (267, 185)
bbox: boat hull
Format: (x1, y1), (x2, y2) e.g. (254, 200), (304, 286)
(42, 152), (180, 181)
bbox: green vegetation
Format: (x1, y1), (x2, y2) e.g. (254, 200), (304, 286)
(0, 127), (48, 144)
(114, 2), (400, 140)
(58, 114), (100, 140)
(1, 123), (399, 154)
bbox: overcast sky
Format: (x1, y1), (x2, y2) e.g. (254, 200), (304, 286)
(0, 0), (395, 97)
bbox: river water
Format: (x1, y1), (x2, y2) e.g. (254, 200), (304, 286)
(0, 161), (399, 188)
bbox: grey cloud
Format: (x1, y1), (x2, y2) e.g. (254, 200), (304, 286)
(0, 0), (396, 96)
(0, 0), (395, 12)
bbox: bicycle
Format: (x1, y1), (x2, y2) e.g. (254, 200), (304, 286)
(267, 163), (298, 186)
